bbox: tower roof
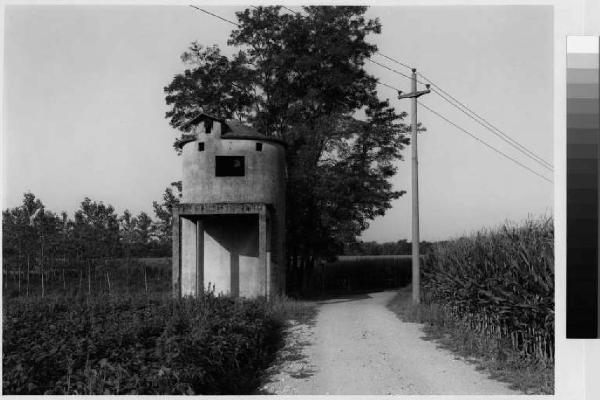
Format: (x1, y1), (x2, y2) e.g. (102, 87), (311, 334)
(176, 113), (287, 148)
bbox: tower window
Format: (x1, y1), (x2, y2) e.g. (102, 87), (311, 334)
(198, 142), (205, 151)
(256, 142), (263, 151)
(203, 119), (213, 133)
(215, 156), (245, 177)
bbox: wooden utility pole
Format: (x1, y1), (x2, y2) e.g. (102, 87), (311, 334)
(398, 68), (430, 304)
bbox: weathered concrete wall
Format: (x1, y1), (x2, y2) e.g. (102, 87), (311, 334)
(181, 122), (286, 211)
(203, 215), (260, 297)
(176, 213), (276, 298)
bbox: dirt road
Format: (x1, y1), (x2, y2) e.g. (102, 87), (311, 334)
(260, 290), (520, 395)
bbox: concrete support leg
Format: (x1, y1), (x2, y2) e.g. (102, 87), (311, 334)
(259, 210), (267, 297)
(172, 210), (180, 297)
(230, 253), (240, 298)
(279, 216), (286, 296)
(196, 220), (204, 297)
(181, 217), (197, 296)
(266, 213), (272, 299)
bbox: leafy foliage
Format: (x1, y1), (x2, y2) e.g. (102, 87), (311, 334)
(3, 292), (286, 395)
(151, 182), (181, 250)
(164, 44), (256, 130)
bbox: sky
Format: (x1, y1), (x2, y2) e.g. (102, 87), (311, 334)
(2, 4), (554, 242)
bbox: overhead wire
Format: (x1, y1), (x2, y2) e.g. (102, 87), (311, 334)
(418, 101), (553, 183)
(418, 73), (553, 170)
(371, 51), (553, 170)
(366, 58), (419, 82)
(374, 80), (552, 183)
(189, 5), (239, 26)
(375, 51), (413, 70)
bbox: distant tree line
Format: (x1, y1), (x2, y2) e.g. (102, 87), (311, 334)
(2, 186), (180, 297)
(344, 240), (435, 256)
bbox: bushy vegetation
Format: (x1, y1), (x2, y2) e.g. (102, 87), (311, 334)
(3, 290), (311, 395)
(388, 217), (554, 394)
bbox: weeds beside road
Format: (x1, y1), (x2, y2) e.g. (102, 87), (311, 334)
(3, 290), (315, 395)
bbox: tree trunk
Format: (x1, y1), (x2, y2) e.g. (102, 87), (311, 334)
(18, 261), (21, 296)
(26, 255), (30, 297)
(63, 267), (66, 291)
(87, 261), (91, 295)
(41, 236), (45, 298)
(106, 271), (111, 293)
(144, 265), (148, 294)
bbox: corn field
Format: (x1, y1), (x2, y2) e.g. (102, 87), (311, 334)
(421, 217), (554, 362)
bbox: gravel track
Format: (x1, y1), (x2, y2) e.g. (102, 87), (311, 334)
(260, 290), (520, 395)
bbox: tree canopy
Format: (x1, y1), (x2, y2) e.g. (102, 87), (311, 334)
(164, 6), (411, 291)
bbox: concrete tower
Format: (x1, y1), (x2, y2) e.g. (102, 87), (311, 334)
(172, 113), (286, 299)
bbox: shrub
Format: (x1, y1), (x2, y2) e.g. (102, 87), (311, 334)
(3, 292), (284, 395)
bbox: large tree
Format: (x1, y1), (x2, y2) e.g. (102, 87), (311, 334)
(152, 182), (181, 250)
(164, 6), (410, 292)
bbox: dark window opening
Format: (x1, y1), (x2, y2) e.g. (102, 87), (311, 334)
(256, 142), (263, 151)
(203, 119), (214, 133)
(215, 156), (245, 177)
(198, 142), (205, 151)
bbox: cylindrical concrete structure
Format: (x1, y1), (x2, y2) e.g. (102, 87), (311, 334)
(181, 123), (286, 208)
(174, 115), (286, 298)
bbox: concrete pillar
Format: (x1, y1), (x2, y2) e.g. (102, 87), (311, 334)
(259, 210), (267, 297)
(266, 213), (272, 298)
(196, 220), (204, 297)
(230, 252), (240, 297)
(172, 210), (180, 297)
(181, 217), (197, 296)
(279, 215), (286, 296)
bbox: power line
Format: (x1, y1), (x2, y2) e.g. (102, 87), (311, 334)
(189, 6), (239, 26)
(378, 81), (400, 91)
(375, 51), (413, 70)
(418, 72), (553, 170)
(376, 80), (551, 183)
(280, 5), (297, 14)
(418, 100), (553, 183)
(366, 58), (417, 82)
(428, 86), (552, 171)
(371, 52), (553, 171)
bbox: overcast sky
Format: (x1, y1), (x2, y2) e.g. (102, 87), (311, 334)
(2, 5), (553, 242)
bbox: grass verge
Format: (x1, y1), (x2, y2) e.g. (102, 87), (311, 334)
(387, 286), (553, 394)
